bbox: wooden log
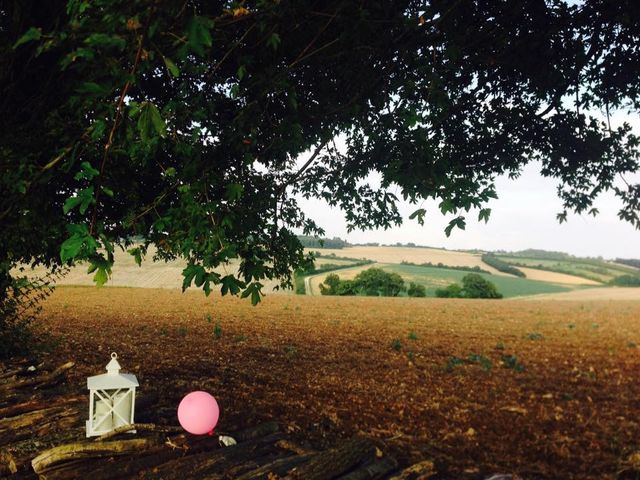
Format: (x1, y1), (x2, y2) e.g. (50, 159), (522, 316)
(31, 438), (159, 474)
(336, 457), (398, 480)
(232, 421), (280, 442)
(234, 453), (316, 480)
(0, 362), (74, 393)
(0, 395), (84, 420)
(96, 423), (183, 441)
(138, 433), (285, 480)
(387, 459), (436, 480)
(0, 407), (81, 445)
(274, 439), (315, 455)
(284, 438), (376, 480)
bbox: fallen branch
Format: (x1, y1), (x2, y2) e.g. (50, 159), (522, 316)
(31, 438), (158, 474)
(96, 423), (183, 441)
(0, 362), (74, 393)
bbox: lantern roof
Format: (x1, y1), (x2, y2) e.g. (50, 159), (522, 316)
(87, 352), (139, 390)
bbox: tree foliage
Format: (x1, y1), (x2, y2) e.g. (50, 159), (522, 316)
(1, 0), (639, 311)
(435, 273), (503, 299)
(319, 268), (406, 297)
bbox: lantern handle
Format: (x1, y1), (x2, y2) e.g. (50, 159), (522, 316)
(111, 352), (118, 359)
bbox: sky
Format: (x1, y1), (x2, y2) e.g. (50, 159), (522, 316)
(295, 110), (640, 260)
(297, 162), (639, 259)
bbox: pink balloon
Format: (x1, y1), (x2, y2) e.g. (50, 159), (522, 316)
(177, 391), (220, 435)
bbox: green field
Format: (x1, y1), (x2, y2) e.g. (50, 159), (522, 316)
(495, 255), (636, 283)
(385, 264), (577, 298)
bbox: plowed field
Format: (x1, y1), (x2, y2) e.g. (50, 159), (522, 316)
(36, 287), (640, 479)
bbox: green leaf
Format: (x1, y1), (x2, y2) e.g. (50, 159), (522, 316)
(84, 33), (126, 50)
(186, 16), (213, 56)
(74, 161), (100, 181)
(60, 224), (98, 263)
(267, 32), (281, 50)
(63, 186), (94, 214)
(102, 186), (114, 197)
(225, 183), (244, 201)
(478, 208), (491, 223)
(127, 247), (143, 266)
(63, 196), (83, 214)
(165, 167), (177, 177)
(137, 101), (166, 141)
(13, 27), (41, 49)
(237, 65), (247, 81)
(163, 57), (180, 77)
(445, 216), (466, 237)
(93, 267), (109, 287)
(76, 82), (111, 96)
(408, 208), (426, 226)
(181, 263), (199, 291)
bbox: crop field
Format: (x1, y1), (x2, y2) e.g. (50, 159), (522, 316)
(309, 263), (576, 298)
(495, 256), (636, 283)
(36, 287), (640, 479)
(308, 246), (506, 275)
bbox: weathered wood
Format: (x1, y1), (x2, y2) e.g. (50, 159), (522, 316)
(231, 421), (280, 442)
(96, 423), (183, 441)
(31, 438), (158, 474)
(234, 452), (316, 480)
(387, 459), (436, 480)
(0, 362), (74, 393)
(336, 457), (399, 480)
(284, 438), (376, 480)
(139, 433), (285, 480)
(275, 439), (315, 455)
(0, 394), (84, 419)
(0, 407), (81, 445)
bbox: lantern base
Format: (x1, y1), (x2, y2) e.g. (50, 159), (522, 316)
(86, 420), (137, 438)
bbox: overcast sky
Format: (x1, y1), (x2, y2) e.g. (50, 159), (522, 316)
(296, 114), (640, 260)
(298, 162), (639, 259)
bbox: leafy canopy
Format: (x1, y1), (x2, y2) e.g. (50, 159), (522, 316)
(1, 0), (639, 304)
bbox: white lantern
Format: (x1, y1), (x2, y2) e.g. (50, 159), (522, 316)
(86, 352), (139, 438)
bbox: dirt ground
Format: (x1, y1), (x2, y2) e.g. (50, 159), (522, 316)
(34, 287), (640, 479)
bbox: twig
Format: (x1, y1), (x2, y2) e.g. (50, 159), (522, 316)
(95, 423), (183, 441)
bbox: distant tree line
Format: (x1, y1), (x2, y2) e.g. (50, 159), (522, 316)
(297, 236), (350, 249)
(610, 275), (640, 287)
(320, 268), (426, 298)
(616, 258), (640, 269)
(401, 260), (491, 274)
(481, 254), (526, 278)
(435, 274), (503, 299)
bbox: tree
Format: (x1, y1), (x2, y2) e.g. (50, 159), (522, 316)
(407, 282), (427, 297)
(352, 268), (406, 297)
(460, 273), (503, 299)
(319, 274), (341, 295)
(1, 1), (639, 319)
(435, 274), (503, 298)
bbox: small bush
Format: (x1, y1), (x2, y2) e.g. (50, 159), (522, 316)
(213, 323), (222, 339)
(391, 338), (402, 351)
(501, 355), (525, 372)
(408, 331), (418, 340)
(526, 332), (544, 341)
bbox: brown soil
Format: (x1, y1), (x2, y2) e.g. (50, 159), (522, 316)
(34, 287), (640, 479)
